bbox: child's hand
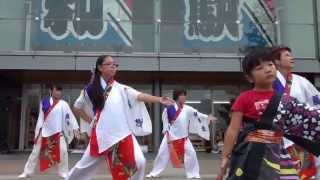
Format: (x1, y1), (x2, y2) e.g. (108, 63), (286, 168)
(216, 174), (224, 180)
(216, 157), (229, 180)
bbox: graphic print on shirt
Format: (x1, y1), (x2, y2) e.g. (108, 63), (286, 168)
(254, 99), (269, 115)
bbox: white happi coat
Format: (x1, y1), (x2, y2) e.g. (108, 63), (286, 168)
(92, 79), (152, 153)
(34, 98), (79, 144)
(74, 90), (94, 136)
(277, 71), (320, 106)
(162, 104), (210, 141)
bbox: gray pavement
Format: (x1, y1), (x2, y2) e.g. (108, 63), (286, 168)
(0, 152), (220, 180)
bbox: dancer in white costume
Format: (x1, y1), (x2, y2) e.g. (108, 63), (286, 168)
(18, 84), (80, 179)
(66, 55), (174, 180)
(272, 46), (320, 179)
(146, 89), (215, 179)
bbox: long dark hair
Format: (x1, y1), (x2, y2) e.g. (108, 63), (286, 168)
(90, 55), (111, 110)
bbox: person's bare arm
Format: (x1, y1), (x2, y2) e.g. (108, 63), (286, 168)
(137, 93), (174, 106)
(73, 107), (92, 123)
(216, 111), (243, 180)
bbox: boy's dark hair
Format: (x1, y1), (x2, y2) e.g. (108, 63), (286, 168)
(48, 83), (62, 91)
(173, 89), (187, 101)
(242, 47), (273, 76)
(271, 45), (291, 61)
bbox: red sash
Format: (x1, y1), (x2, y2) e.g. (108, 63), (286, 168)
(38, 99), (61, 172)
(91, 126), (137, 179)
(167, 132), (186, 168)
(106, 135), (137, 180)
(39, 132), (61, 172)
(90, 109), (103, 157)
(167, 104), (185, 168)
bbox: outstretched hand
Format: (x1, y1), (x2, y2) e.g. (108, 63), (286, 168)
(73, 129), (81, 140)
(160, 97), (175, 106)
(208, 114), (217, 124)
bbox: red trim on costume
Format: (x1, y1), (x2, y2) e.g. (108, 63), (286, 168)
(173, 105), (183, 123)
(90, 109), (103, 157)
(106, 135), (137, 180)
(284, 72), (292, 94)
(39, 132), (61, 172)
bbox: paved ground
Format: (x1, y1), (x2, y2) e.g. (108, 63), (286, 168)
(0, 152), (220, 180)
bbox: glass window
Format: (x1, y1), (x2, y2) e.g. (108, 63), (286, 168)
(278, 0), (315, 57)
(279, 0), (314, 24)
(280, 24), (315, 58)
(22, 84), (41, 149)
(0, 0), (25, 19)
(0, 19), (25, 51)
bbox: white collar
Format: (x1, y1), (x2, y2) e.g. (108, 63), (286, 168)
(100, 76), (107, 90)
(174, 103), (183, 109)
(100, 76), (115, 90)
(50, 97), (53, 105)
(276, 71), (286, 87)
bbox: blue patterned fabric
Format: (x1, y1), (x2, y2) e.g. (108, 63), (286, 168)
(41, 97), (51, 113)
(273, 78), (285, 94)
(166, 105), (177, 123)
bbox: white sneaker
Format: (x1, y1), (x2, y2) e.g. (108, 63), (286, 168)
(145, 173), (159, 178)
(18, 173), (31, 179)
(59, 173), (67, 179)
(212, 149), (222, 154)
(187, 176), (201, 179)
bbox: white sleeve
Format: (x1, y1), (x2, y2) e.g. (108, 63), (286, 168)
(34, 102), (44, 139)
(36, 102), (44, 128)
(187, 106), (210, 140)
(125, 86), (141, 101)
(162, 109), (169, 133)
(73, 90), (85, 109)
(187, 106), (208, 120)
(64, 102), (79, 130)
(302, 77), (320, 106)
